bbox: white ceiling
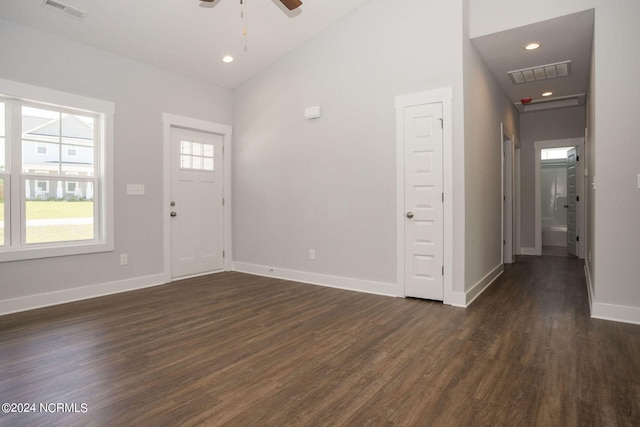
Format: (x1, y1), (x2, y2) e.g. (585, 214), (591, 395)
(0, 0), (372, 89)
(471, 10), (594, 113)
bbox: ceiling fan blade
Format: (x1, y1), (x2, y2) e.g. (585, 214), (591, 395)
(279, 0), (302, 10)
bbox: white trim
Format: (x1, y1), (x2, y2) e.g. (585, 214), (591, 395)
(0, 273), (166, 316)
(515, 147), (522, 255)
(232, 262), (399, 297)
(520, 247), (537, 256)
(449, 291), (467, 308)
(584, 261), (640, 325)
(162, 113), (233, 283)
(591, 302), (640, 326)
(465, 264), (504, 307)
(0, 78), (114, 262)
(395, 87), (454, 304)
(534, 138), (584, 257)
(584, 262), (594, 310)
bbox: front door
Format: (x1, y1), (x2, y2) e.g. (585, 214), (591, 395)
(403, 103), (444, 300)
(170, 127), (224, 279)
(566, 147), (578, 256)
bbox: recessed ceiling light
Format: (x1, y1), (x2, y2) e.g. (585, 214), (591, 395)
(542, 91), (553, 97)
(222, 55), (234, 63)
(524, 42), (541, 51)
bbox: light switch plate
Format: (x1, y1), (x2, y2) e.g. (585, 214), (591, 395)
(127, 184), (145, 195)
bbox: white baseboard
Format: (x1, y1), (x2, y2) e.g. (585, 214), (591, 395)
(591, 302), (640, 326)
(520, 247), (537, 256)
(462, 264), (504, 308)
(0, 273), (167, 316)
(449, 291), (467, 308)
(584, 261), (594, 311)
(232, 262), (399, 297)
(584, 262), (640, 325)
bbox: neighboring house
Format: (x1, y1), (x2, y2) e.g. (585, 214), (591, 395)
(22, 113), (94, 201)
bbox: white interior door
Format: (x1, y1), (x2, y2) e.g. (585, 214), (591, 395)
(403, 103), (443, 300)
(170, 127), (224, 279)
(566, 147), (578, 256)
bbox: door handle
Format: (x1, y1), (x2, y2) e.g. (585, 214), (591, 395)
(406, 211), (414, 219)
(170, 212), (177, 217)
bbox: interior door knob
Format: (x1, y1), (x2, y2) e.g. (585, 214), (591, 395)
(406, 211), (414, 219)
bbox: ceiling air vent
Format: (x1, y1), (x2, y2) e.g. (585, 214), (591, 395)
(42, 0), (87, 20)
(508, 60), (571, 84)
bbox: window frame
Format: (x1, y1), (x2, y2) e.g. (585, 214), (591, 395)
(0, 78), (114, 262)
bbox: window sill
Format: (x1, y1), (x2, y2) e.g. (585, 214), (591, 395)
(0, 240), (113, 263)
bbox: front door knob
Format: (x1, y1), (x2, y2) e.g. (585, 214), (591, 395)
(406, 211), (414, 219)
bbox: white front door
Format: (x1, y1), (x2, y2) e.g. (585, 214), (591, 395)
(566, 147), (578, 256)
(170, 127), (224, 279)
(403, 103), (444, 300)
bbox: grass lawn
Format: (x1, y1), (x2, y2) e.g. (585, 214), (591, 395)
(1, 200), (94, 244)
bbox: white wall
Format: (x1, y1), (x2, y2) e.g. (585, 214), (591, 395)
(519, 106), (586, 249)
(469, 0), (596, 38)
(232, 0), (465, 293)
(470, 0), (640, 323)
(463, 0), (519, 297)
(592, 2), (640, 313)
(0, 18), (232, 307)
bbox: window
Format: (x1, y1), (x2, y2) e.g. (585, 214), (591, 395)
(0, 78), (114, 261)
(180, 140), (214, 171)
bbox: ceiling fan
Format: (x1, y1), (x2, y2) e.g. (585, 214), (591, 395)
(200, 0), (303, 11)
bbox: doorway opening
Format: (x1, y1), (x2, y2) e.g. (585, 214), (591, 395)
(540, 147), (573, 257)
(534, 138), (585, 258)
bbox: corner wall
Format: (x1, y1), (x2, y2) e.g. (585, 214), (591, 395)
(463, 0), (520, 303)
(0, 18), (232, 313)
(232, 0), (466, 295)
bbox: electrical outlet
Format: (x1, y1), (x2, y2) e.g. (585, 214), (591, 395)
(120, 253), (128, 265)
(309, 249), (316, 260)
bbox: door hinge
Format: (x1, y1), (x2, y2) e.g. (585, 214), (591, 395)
(222, 198), (225, 206)
(442, 266), (444, 276)
(442, 192), (444, 203)
(504, 240), (506, 245)
(576, 196), (580, 202)
(577, 236), (580, 242)
(577, 155), (580, 162)
(438, 118), (443, 128)
(223, 250), (225, 258)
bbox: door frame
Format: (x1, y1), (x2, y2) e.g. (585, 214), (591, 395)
(162, 113), (233, 282)
(534, 137), (584, 257)
(395, 87), (453, 304)
(501, 124), (515, 264)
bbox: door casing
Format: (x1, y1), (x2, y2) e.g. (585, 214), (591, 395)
(534, 137), (585, 258)
(395, 87), (453, 304)
(162, 113), (233, 282)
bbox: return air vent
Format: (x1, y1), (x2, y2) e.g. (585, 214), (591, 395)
(42, 0), (87, 20)
(508, 61), (571, 84)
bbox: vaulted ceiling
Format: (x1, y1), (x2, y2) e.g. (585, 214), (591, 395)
(0, 0), (372, 88)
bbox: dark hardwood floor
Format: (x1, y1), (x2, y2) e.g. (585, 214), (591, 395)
(1, 255), (639, 426)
